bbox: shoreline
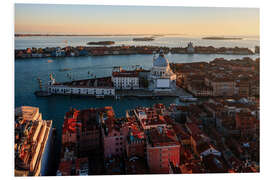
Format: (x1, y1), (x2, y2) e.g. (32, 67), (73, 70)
(15, 45), (257, 59)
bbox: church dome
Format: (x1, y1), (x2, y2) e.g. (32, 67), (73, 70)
(153, 50), (169, 67)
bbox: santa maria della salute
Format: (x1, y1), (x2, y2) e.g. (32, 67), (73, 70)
(151, 50), (176, 92)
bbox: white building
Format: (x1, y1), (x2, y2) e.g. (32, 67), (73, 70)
(112, 67), (139, 90)
(150, 50), (176, 92)
(47, 74), (115, 96)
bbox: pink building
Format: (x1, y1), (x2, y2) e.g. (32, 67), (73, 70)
(146, 127), (181, 174)
(100, 107), (129, 158)
(125, 116), (145, 158)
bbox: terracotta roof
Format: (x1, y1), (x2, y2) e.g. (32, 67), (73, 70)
(147, 127), (179, 147)
(112, 70), (139, 77)
(60, 76), (114, 88)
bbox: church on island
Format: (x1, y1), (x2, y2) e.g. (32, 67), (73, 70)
(44, 50), (177, 97)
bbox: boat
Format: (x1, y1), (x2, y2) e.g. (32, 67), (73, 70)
(179, 96), (198, 102)
(47, 60), (53, 63)
(59, 68), (72, 72)
(34, 90), (52, 97)
(152, 96), (162, 100)
(96, 95), (105, 99)
(115, 95), (120, 100)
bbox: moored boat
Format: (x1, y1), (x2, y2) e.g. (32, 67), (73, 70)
(179, 96), (198, 102)
(96, 94), (105, 99)
(34, 90), (52, 97)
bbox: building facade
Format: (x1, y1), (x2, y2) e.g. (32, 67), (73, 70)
(151, 51), (176, 92)
(146, 128), (180, 173)
(47, 74), (115, 96)
(112, 67), (140, 90)
(204, 76), (235, 96)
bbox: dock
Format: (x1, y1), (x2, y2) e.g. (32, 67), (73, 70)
(115, 88), (192, 98)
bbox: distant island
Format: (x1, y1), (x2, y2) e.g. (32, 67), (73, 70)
(87, 41), (115, 45)
(133, 37), (155, 41)
(202, 37), (243, 40)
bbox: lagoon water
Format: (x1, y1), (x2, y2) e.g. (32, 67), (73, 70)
(14, 35), (259, 174)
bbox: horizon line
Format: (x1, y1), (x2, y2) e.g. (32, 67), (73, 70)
(15, 33), (260, 37)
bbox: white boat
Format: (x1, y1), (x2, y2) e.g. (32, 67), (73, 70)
(115, 95), (120, 100)
(96, 94), (105, 99)
(179, 96), (198, 102)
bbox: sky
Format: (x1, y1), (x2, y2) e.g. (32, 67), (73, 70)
(14, 4), (260, 36)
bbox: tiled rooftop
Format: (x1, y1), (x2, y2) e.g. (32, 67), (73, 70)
(147, 127), (179, 147)
(59, 76), (114, 88)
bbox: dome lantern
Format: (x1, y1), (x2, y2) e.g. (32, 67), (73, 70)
(153, 50), (169, 67)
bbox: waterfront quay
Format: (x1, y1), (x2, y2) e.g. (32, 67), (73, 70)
(116, 87), (191, 98)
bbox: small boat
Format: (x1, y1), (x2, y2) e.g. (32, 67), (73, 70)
(96, 94), (105, 99)
(179, 96), (198, 102)
(34, 90), (52, 97)
(152, 96), (162, 100)
(115, 95), (120, 100)
(47, 60), (53, 63)
(59, 68), (72, 72)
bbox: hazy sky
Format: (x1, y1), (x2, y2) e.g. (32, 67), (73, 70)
(15, 4), (259, 36)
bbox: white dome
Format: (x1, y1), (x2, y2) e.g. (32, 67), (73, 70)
(153, 51), (169, 67)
